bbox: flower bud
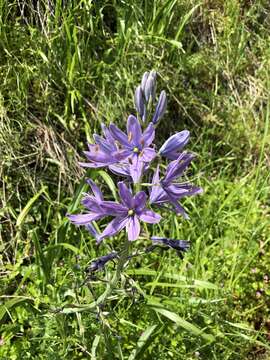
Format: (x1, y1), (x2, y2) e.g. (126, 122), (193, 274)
(152, 90), (167, 124)
(134, 85), (145, 119)
(141, 72), (149, 93)
(159, 130), (190, 160)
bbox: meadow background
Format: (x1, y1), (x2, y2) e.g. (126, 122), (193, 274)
(0, 0), (270, 359)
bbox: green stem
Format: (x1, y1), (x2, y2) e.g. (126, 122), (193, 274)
(92, 239), (130, 308)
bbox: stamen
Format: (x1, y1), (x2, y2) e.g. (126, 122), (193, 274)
(128, 132), (133, 142)
(133, 147), (139, 153)
(128, 209), (134, 216)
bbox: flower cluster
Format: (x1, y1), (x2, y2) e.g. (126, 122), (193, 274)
(68, 71), (202, 244)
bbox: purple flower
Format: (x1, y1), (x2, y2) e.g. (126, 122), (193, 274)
(98, 182), (161, 242)
(79, 124), (127, 168)
(159, 130), (190, 160)
(67, 179), (109, 225)
(152, 90), (167, 124)
(150, 152), (202, 218)
(109, 115), (156, 183)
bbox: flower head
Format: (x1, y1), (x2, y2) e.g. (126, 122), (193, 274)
(79, 124), (127, 168)
(98, 182), (161, 242)
(109, 115), (156, 182)
(150, 153), (202, 218)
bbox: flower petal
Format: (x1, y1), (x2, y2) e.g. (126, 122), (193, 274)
(164, 152), (195, 183)
(97, 216), (129, 243)
(139, 209), (161, 224)
(126, 215), (140, 241)
(67, 213), (101, 225)
(78, 161), (106, 168)
(109, 123), (130, 147)
(118, 181), (133, 208)
(140, 147), (156, 162)
(109, 163), (131, 177)
(149, 166), (167, 204)
(102, 201), (128, 216)
(86, 179), (103, 201)
(133, 191), (147, 212)
(142, 122), (155, 147)
(127, 115), (142, 147)
(128, 154), (144, 183)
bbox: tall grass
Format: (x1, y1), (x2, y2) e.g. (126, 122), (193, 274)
(0, 0), (270, 358)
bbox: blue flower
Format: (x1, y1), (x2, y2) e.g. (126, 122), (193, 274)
(159, 130), (190, 160)
(150, 152), (202, 218)
(98, 182), (161, 242)
(109, 115), (156, 183)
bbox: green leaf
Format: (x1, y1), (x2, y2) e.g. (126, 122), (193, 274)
(128, 325), (157, 360)
(151, 307), (215, 342)
(98, 170), (118, 200)
(16, 186), (46, 227)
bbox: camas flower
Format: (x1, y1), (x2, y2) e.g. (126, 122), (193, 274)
(98, 182), (161, 242)
(150, 152), (202, 218)
(159, 130), (190, 160)
(109, 115), (156, 183)
(67, 179), (109, 225)
(79, 124), (127, 168)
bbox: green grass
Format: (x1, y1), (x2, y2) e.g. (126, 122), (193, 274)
(1, 0), (270, 359)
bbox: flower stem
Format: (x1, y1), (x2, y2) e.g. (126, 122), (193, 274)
(92, 239), (130, 307)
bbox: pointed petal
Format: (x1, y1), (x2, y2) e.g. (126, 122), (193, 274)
(83, 150), (112, 163)
(141, 122), (155, 147)
(98, 216), (128, 243)
(164, 152), (195, 183)
(150, 166), (167, 204)
(139, 209), (161, 223)
(81, 195), (102, 212)
(78, 161), (106, 168)
(102, 201), (127, 216)
(126, 215), (140, 241)
(67, 213), (101, 225)
(109, 163), (131, 177)
(109, 124), (130, 147)
(140, 147), (156, 162)
(118, 181), (133, 208)
(85, 223), (99, 238)
(86, 179), (103, 201)
(127, 115), (142, 147)
(128, 154), (144, 183)
(167, 184), (203, 198)
(167, 196), (189, 219)
(133, 191), (147, 212)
